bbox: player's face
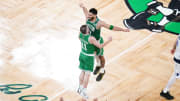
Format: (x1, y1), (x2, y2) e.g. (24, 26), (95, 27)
(88, 12), (96, 21)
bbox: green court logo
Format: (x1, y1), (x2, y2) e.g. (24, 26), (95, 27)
(0, 84), (32, 94)
(0, 84), (48, 101)
(19, 95), (48, 101)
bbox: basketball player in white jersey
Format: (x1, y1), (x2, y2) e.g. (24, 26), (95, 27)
(160, 34), (180, 100)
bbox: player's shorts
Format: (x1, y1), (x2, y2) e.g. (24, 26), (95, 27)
(96, 37), (104, 56)
(79, 52), (94, 72)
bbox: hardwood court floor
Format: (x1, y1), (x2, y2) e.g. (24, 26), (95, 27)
(0, 0), (179, 101)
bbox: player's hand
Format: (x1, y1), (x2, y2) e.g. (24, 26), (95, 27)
(171, 49), (175, 54)
(108, 36), (112, 42)
(123, 28), (130, 32)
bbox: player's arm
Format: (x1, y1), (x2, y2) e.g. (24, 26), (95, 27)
(79, 3), (88, 19)
(99, 21), (130, 32)
(89, 36), (112, 49)
(171, 38), (178, 54)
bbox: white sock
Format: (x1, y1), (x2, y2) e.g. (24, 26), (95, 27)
(99, 68), (105, 73)
(78, 85), (83, 92)
(82, 87), (87, 93)
(79, 85), (83, 90)
(96, 56), (101, 67)
(163, 72), (176, 93)
(156, 6), (173, 16)
(158, 17), (169, 26)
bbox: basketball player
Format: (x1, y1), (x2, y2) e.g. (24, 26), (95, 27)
(80, 3), (129, 81)
(77, 25), (112, 99)
(160, 33), (180, 100)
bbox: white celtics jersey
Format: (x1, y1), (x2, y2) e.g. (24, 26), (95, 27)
(174, 34), (180, 60)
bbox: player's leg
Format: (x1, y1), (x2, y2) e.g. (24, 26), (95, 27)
(78, 71), (85, 94)
(93, 37), (106, 81)
(80, 71), (90, 100)
(80, 55), (94, 99)
(160, 62), (180, 100)
(160, 72), (175, 100)
(82, 71), (90, 88)
(93, 37), (104, 75)
(79, 71), (85, 86)
(93, 56), (101, 75)
(96, 55), (106, 81)
(78, 53), (86, 94)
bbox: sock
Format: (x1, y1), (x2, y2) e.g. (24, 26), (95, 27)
(158, 17), (169, 26)
(96, 61), (101, 67)
(82, 87), (87, 93)
(163, 72), (176, 93)
(96, 56), (101, 67)
(99, 68), (105, 73)
(156, 6), (173, 16)
(79, 85), (83, 90)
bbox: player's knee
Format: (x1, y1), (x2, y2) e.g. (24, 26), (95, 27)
(175, 72), (180, 79)
(85, 71), (90, 76)
(79, 76), (83, 82)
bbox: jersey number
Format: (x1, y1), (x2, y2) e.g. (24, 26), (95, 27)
(81, 42), (87, 51)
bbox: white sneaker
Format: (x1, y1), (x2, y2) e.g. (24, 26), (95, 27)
(80, 90), (89, 100)
(77, 87), (81, 94)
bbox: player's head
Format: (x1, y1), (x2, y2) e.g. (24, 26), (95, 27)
(88, 8), (97, 21)
(80, 25), (89, 34)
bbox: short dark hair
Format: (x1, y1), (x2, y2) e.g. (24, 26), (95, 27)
(80, 25), (88, 34)
(89, 8), (98, 15)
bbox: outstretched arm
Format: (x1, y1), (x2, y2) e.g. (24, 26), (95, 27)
(79, 3), (88, 19)
(99, 21), (130, 32)
(89, 36), (112, 49)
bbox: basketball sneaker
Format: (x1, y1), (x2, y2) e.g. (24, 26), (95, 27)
(80, 89), (88, 100)
(96, 69), (106, 81)
(93, 66), (101, 75)
(77, 87), (81, 94)
(160, 90), (174, 100)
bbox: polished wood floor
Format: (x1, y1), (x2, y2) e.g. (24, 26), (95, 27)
(0, 0), (179, 101)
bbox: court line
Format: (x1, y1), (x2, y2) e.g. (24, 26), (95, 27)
(48, 88), (69, 101)
(97, 32), (158, 98)
(49, 32), (158, 100)
(107, 32), (157, 65)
